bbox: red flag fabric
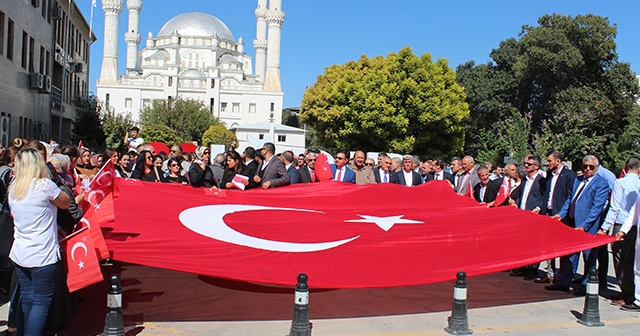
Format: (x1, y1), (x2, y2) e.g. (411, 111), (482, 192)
(60, 226), (103, 292)
(81, 160), (116, 212)
(77, 194), (114, 260)
(492, 177), (510, 207)
(314, 152), (333, 181)
(103, 179), (615, 288)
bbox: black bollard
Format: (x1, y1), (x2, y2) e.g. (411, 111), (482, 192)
(445, 271), (473, 335)
(577, 268), (604, 327)
(103, 274), (125, 336)
(288, 273), (311, 336)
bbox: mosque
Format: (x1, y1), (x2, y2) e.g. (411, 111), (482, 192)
(96, 0), (305, 152)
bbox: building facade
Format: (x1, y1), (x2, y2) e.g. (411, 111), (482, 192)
(96, 0), (293, 147)
(0, 0), (95, 146)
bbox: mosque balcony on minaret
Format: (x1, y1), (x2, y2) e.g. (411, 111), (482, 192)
(125, 32), (141, 45)
(265, 11), (285, 26)
(126, 0), (142, 11)
(255, 7), (268, 18)
(253, 39), (268, 51)
(102, 0), (124, 13)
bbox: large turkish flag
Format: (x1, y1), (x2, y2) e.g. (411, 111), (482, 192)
(104, 179), (615, 288)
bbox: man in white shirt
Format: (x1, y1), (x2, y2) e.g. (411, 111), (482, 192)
(602, 157), (640, 306)
(398, 155), (422, 187)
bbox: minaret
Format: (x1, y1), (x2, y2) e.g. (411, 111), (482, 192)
(253, 0), (268, 81)
(99, 0), (123, 84)
(264, 0), (285, 92)
(125, 0), (142, 72)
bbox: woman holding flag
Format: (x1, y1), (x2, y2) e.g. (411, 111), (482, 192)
(8, 148), (70, 336)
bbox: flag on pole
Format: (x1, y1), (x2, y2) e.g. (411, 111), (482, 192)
(492, 177), (511, 207)
(60, 226), (103, 292)
(315, 152), (333, 181)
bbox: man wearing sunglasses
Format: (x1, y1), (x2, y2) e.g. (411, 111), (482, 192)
(349, 150), (375, 185)
(254, 142), (290, 189)
(298, 152), (318, 183)
(547, 155), (610, 295)
(330, 149), (356, 184)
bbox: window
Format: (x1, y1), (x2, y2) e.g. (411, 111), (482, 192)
(28, 37), (34, 72)
(142, 99), (151, 108)
(125, 98), (133, 108)
(211, 79), (215, 89)
(105, 94), (110, 108)
(232, 103), (240, 113)
(21, 31), (27, 68)
(0, 11), (4, 55)
(277, 135), (286, 142)
(31, 0), (40, 8)
(45, 50), (50, 74)
(209, 98), (214, 113)
(220, 102), (227, 113)
(249, 103), (256, 113)
(41, 0), (47, 18)
(270, 102), (275, 112)
(7, 19), (13, 60)
(168, 77), (173, 86)
(259, 134), (264, 140)
(39, 46), (45, 73)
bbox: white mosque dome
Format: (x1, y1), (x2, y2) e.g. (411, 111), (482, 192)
(157, 12), (235, 41)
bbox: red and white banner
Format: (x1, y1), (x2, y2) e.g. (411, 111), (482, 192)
(102, 179), (615, 288)
(60, 226), (103, 292)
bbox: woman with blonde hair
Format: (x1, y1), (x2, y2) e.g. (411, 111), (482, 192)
(8, 148), (70, 336)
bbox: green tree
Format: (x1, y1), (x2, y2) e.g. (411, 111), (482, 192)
(139, 98), (218, 143)
(101, 107), (134, 153)
(202, 124), (237, 149)
(139, 124), (183, 145)
(281, 108), (301, 128)
(301, 46), (469, 158)
(457, 14), (639, 168)
(72, 93), (106, 150)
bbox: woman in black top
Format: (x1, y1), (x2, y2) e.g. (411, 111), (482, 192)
(220, 151), (249, 189)
(130, 150), (166, 182)
(189, 146), (217, 188)
(165, 158), (188, 185)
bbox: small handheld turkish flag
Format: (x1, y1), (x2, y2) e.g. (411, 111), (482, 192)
(60, 226), (103, 292)
(492, 177), (510, 207)
(76, 195), (113, 260)
(81, 160), (116, 212)
(315, 152), (333, 181)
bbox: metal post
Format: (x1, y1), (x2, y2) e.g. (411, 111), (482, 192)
(445, 271), (473, 335)
(288, 273), (311, 336)
(103, 274), (124, 336)
(577, 268), (604, 327)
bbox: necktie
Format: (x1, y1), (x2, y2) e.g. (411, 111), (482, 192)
(310, 169), (315, 182)
(569, 178), (589, 218)
(383, 172), (388, 183)
(437, 173), (441, 180)
(336, 167), (342, 181)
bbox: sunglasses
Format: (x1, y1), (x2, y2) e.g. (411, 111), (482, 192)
(524, 162), (535, 166)
(203, 152), (210, 155)
(145, 156), (153, 160)
(583, 164), (596, 170)
(336, 157), (347, 160)
(307, 159), (316, 162)
(365, 163), (374, 167)
(170, 163), (179, 167)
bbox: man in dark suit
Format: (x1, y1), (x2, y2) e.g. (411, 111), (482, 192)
(298, 152), (318, 183)
(546, 155), (610, 295)
(374, 154), (401, 184)
(512, 155), (546, 280)
(426, 159), (455, 185)
(282, 150), (300, 184)
(456, 155), (481, 196)
(398, 155), (423, 186)
(253, 142), (290, 188)
(243, 147), (260, 189)
(534, 150), (576, 284)
(330, 149), (356, 183)
(473, 166), (499, 203)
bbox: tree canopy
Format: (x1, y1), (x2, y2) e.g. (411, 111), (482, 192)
(202, 124), (237, 149)
(139, 98), (218, 143)
(72, 94), (106, 151)
(101, 108), (134, 153)
(300, 46), (469, 158)
(457, 14), (639, 168)
(139, 124), (184, 146)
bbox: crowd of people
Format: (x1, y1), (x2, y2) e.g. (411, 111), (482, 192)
(2, 131), (640, 335)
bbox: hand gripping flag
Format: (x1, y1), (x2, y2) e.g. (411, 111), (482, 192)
(60, 226), (103, 292)
(82, 160), (117, 211)
(314, 151), (333, 181)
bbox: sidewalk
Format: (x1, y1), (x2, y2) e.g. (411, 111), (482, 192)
(1, 260), (638, 335)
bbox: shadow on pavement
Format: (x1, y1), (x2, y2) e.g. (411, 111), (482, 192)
(60, 262), (586, 335)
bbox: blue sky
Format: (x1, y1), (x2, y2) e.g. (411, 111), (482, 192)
(80, 0), (640, 108)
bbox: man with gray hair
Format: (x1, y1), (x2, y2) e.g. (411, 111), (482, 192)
(299, 152), (318, 183)
(456, 155), (480, 196)
(547, 154), (610, 295)
(391, 157), (402, 173)
(398, 155), (423, 186)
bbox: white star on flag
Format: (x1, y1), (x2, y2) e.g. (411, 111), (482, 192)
(78, 261), (85, 269)
(345, 215), (423, 231)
